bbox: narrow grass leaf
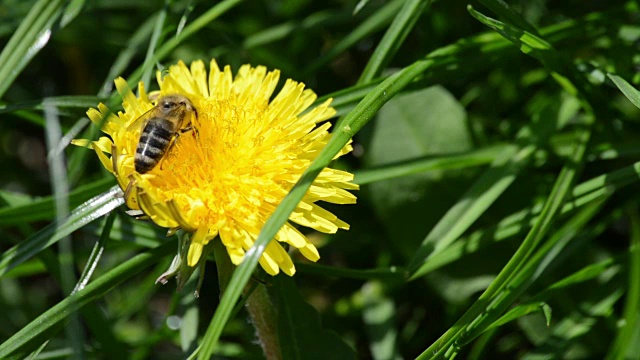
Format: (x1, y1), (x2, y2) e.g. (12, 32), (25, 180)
(179, 277), (200, 354)
(0, 96), (103, 114)
(295, 262), (405, 280)
(605, 206), (640, 360)
(478, 0), (540, 35)
(140, 0), (169, 91)
(0, 178), (113, 225)
(0, 186), (124, 278)
(0, 242), (174, 359)
(176, 0), (196, 38)
(126, 0), (243, 87)
(354, 144), (509, 186)
(479, 201), (606, 335)
(83, 216), (163, 248)
(427, 108), (582, 354)
(353, 0), (372, 15)
(486, 302), (550, 330)
(318, 10), (608, 121)
(358, 0), (432, 83)
(98, 14), (158, 96)
(44, 99), (85, 358)
(303, 0), (404, 74)
(608, 74), (640, 109)
(416, 131), (640, 275)
(0, 0), (65, 99)
(73, 211), (116, 293)
(243, 10), (349, 49)
(407, 144), (534, 279)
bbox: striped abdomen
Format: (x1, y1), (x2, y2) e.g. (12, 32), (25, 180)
(135, 118), (176, 173)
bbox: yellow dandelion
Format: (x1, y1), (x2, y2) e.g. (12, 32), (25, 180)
(73, 59), (358, 276)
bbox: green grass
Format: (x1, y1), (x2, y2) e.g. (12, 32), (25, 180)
(1, 0), (640, 359)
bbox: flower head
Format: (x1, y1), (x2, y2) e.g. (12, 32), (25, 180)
(74, 59), (358, 276)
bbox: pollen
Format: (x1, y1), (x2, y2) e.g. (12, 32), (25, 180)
(73, 59), (358, 276)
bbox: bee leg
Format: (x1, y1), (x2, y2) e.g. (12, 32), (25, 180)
(180, 125), (199, 139)
(111, 144), (119, 176)
(159, 133), (180, 170)
(124, 175), (136, 205)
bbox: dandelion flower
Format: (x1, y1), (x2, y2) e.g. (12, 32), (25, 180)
(74, 59), (358, 276)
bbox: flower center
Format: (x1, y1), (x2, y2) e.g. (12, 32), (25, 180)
(143, 97), (298, 227)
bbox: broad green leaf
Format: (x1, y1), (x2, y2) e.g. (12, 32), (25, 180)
(363, 86), (472, 258)
(362, 282), (400, 360)
(276, 276), (355, 360)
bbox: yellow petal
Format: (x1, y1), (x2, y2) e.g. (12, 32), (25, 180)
(187, 242), (204, 266)
(299, 243), (320, 262)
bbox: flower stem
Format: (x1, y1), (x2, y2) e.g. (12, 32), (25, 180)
(245, 284), (281, 360)
(213, 240), (281, 359)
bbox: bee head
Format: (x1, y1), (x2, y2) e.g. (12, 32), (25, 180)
(157, 95), (194, 115)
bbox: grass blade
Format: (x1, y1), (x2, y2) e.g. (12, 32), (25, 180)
(0, 186), (124, 278)
(606, 205), (640, 360)
(303, 0), (403, 74)
(125, 0), (243, 87)
(608, 74), (640, 109)
(139, 0), (169, 91)
(407, 144), (534, 278)
(353, 144), (510, 185)
(0, 178), (113, 226)
(0, 241), (173, 359)
(358, 0), (432, 83)
(0, 0), (65, 99)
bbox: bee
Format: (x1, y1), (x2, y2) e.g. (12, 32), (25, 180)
(130, 94), (197, 173)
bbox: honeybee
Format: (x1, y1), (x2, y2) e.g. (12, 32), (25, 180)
(130, 94), (197, 173)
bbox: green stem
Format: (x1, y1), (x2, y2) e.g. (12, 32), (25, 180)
(245, 284), (281, 360)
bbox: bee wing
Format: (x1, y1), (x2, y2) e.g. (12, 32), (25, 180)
(126, 106), (158, 133)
